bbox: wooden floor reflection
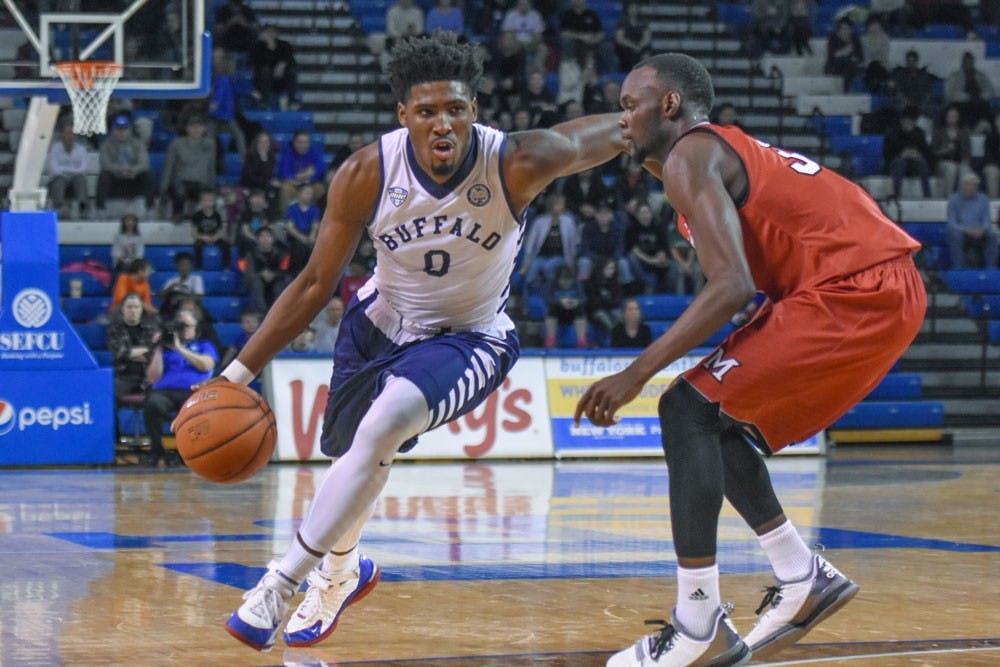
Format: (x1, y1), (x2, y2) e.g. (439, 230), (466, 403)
(0, 444), (997, 666)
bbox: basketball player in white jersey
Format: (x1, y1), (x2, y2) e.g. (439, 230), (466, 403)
(219, 32), (628, 651)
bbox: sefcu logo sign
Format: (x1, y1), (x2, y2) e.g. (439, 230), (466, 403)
(0, 288), (65, 356)
(0, 397), (94, 436)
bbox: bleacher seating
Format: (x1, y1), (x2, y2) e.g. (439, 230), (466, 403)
(59, 272), (110, 297)
(243, 110), (315, 134)
(832, 401), (944, 429)
(63, 297), (112, 323)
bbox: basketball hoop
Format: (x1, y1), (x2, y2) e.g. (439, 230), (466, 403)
(54, 61), (123, 136)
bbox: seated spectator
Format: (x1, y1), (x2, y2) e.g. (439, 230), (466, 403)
(870, 0), (913, 36)
(311, 296), (345, 353)
(544, 264), (588, 348)
(577, 199), (632, 283)
(239, 133), (279, 220)
(523, 69), (560, 127)
(276, 129), (326, 210)
(749, 0), (791, 58)
(111, 213), (144, 272)
(426, 0), (465, 34)
(890, 50), (937, 117)
(559, 0), (615, 74)
(626, 202), (671, 293)
(609, 297), (652, 348)
(825, 18), (862, 92)
(251, 24), (300, 111)
(945, 52), (995, 130)
(285, 182), (321, 274)
(209, 47), (247, 158)
(173, 295), (226, 360)
(97, 114), (156, 216)
(143, 308), (218, 466)
(947, 173), (998, 269)
(885, 108), (932, 198)
(221, 309), (262, 368)
(788, 0), (814, 56)
(501, 0), (545, 52)
(490, 30), (529, 100)
(158, 251), (205, 319)
(244, 227), (290, 311)
(860, 15), (890, 94)
(387, 0), (426, 46)
(161, 114), (216, 218)
(287, 326), (317, 353)
(237, 189), (278, 259)
(668, 222), (704, 295)
(327, 132), (366, 175)
(930, 105), (972, 195)
(980, 111), (1000, 198)
(614, 3), (651, 71)
(585, 257), (624, 341)
(519, 191), (578, 294)
(47, 121), (90, 218)
(106, 291), (160, 413)
(110, 258), (156, 315)
(711, 102), (744, 129)
(213, 0), (258, 54)
(189, 190), (230, 270)
(339, 259), (372, 304)
(561, 166), (612, 219)
(909, 0), (973, 36)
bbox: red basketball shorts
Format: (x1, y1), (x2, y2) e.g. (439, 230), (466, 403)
(682, 254), (927, 453)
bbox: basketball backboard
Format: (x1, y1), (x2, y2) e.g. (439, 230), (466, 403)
(0, 0), (209, 101)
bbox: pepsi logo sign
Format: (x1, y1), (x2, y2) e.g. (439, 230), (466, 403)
(0, 399), (14, 436)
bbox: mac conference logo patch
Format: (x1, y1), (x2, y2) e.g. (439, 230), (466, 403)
(12, 288), (52, 328)
(0, 399), (15, 436)
(467, 184), (491, 207)
(388, 186), (408, 207)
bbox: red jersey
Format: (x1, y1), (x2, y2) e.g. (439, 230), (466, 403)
(675, 123), (920, 300)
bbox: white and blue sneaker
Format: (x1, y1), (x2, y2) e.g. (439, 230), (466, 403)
(283, 554), (380, 647)
(225, 560), (297, 651)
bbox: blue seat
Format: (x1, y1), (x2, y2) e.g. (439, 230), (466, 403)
(214, 322), (245, 347)
(716, 2), (752, 33)
(637, 294), (693, 320)
(990, 321), (1000, 344)
(201, 246), (226, 271)
(93, 349), (113, 366)
(74, 323), (108, 349)
(201, 296), (244, 320)
(59, 272), (109, 297)
(222, 153), (243, 185)
(832, 401), (944, 429)
(526, 295), (546, 319)
(811, 114), (852, 137)
(962, 294), (1000, 318)
(60, 245), (114, 267)
(865, 373), (922, 400)
(203, 270), (241, 295)
(243, 110), (315, 134)
(920, 23), (964, 39)
(902, 222), (947, 247)
(144, 246), (192, 271)
(646, 320), (672, 339)
(942, 269), (1000, 294)
(148, 152), (166, 180)
(63, 296), (112, 322)
(829, 134), (883, 157)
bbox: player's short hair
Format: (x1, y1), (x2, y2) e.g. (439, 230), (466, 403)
(634, 53), (715, 116)
(386, 31), (483, 103)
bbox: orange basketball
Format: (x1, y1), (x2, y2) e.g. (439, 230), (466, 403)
(173, 381), (276, 484)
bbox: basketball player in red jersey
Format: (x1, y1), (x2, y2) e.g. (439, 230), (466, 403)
(575, 54), (926, 667)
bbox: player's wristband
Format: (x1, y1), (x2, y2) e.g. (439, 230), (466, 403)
(221, 360), (255, 385)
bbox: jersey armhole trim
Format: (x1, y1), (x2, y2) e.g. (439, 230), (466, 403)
(498, 134), (523, 221)
(366, 137), (386, 228)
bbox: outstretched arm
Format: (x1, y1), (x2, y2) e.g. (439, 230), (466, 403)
(228, 144), (380, 377)
(502, 113), (627, 212)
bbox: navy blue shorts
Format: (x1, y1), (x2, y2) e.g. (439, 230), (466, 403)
(319, 291), (520, 457)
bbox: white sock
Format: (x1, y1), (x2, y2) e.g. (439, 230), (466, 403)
(322, 501), (374, 574)
(675, 564), (721, 639)
(758, 520), (814, 583)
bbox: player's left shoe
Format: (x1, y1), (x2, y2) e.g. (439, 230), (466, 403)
(225, 560), (296, 652)
(743, 554), (859, 660)
(282, 554), (380, 647)
(606, 606), (750, 666)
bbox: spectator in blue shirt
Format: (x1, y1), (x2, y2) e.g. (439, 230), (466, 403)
(276, 129), (326, 209)
(425, 0), (465, 35)
(947, 172), (999, 268)
(577, 199), (633, 283)
(143, 309), (218, 466)
(284, 182), (322, 274)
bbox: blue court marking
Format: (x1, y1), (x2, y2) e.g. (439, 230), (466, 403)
(815, 527), (1000, 553)
(45, 531), (271, 549)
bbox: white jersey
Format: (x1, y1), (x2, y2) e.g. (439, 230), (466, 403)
(360, 124), (523, 336)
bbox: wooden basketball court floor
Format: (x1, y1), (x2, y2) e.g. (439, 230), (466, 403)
(1, 444), (997, 667)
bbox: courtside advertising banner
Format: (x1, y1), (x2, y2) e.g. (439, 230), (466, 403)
(264, 356), (554, 460)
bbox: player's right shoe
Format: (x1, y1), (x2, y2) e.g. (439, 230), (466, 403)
(225, 560), (296, 652)
(283, 554), (380, 647)
(606, 606), (751, 666)
(743, 554), (859, 660)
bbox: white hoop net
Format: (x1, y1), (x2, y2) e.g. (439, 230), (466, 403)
(54, 61), (123, 136)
